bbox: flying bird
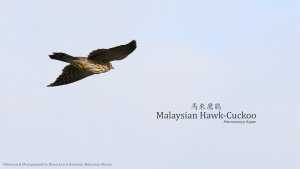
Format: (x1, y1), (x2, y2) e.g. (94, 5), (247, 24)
(48, 40), (137, 87)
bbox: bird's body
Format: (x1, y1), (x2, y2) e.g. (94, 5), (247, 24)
(48, 40), (136, 87)
(70, 57), (113, 74)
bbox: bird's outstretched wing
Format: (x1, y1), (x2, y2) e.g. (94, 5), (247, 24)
(48, 65), (93, 87)
(88, 40), (136, 63)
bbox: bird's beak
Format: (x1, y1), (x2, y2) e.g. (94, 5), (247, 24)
(112, 66), (114, 69)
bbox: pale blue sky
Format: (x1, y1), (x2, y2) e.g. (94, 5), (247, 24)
(0, 0), (299, 169)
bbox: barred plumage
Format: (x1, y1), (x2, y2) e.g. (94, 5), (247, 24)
(48, 40), (136, 87)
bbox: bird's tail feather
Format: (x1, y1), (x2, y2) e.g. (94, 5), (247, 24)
(49, 52), (74, 63)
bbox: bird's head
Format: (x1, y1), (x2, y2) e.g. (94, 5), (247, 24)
(108, 63), (114, 69)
